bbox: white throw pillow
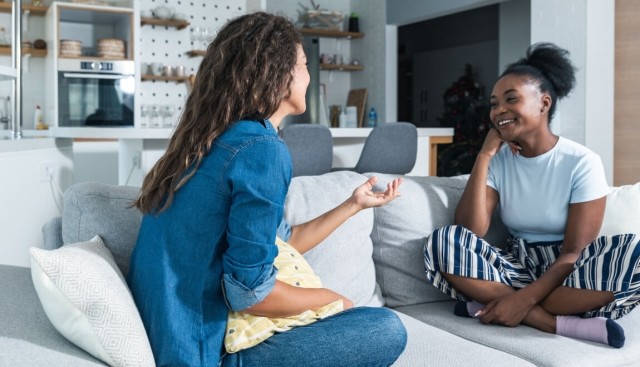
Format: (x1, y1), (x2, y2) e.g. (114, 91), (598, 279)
(29, 236), (155, 367)
(599, 182), (640, 237)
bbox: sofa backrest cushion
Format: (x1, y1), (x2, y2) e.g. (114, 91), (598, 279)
(365, 173), (508, 308)
(599, 182), (640, 237)
(62, 182), (141, 276)
(285, 171), (384, 307)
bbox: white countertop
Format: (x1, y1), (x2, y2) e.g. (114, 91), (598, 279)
(49, 127), (175, 139)
(0, 136), (72, 153)
(0, 129), (51, 139)
(329, 127), (453, 138)
(0, 126), (455, 141)
(44, 126), (453, 140)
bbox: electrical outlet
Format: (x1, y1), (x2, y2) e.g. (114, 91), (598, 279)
(40, 161), (54, 182)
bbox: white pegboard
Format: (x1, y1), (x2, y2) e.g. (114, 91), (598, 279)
(138, 0), (246, 117)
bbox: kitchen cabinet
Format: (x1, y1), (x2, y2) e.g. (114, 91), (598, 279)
(43, 3), (136, 129)
(51, 3), (134, 60)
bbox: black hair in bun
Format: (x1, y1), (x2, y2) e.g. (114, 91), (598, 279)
(501, 42), (577, 122)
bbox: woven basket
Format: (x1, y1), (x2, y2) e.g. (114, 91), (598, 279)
(60, 39), (82, 57)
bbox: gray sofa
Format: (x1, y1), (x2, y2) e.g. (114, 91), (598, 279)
(2, 171), (639, 366)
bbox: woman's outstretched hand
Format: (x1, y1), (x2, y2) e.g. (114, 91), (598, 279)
(350, 176), (403, 211)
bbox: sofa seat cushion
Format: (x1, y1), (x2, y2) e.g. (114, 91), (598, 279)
(390, 310), (535, 367)
(366, 174), (509, 308)
(285, 171), (383, 306)
(394, 301), (640, 367)
(0, 264), (104, 366)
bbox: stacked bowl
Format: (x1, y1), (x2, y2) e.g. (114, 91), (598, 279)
(97, 38), (125, 59)
(60, 40), (82, 57)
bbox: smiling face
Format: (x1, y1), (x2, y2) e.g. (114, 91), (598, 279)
(489, 74), (552, 143)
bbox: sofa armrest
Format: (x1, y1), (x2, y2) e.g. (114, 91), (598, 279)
(41, 216), (63, 250)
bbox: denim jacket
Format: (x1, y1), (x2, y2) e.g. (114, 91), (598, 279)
(127, 119), (292, 366)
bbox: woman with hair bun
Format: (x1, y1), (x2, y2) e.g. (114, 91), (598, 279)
(424, 42), (640, 348)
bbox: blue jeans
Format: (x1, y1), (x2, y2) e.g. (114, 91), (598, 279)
(221, 307), (407, 367)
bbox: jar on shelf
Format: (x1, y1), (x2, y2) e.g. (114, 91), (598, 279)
(0, 28), (8, 47)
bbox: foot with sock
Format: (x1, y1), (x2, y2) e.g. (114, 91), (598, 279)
(453, 301), (484, 318)
(556, 315), (625, 348)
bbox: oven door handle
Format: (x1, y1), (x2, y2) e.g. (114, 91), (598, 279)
(62, 73), (133, 80)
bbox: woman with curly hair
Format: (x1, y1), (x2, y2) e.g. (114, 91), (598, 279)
(128, 12), (406, 366)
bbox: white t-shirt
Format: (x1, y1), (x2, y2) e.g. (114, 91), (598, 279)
(487, 137), (610, 242)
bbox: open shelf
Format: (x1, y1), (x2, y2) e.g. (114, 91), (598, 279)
(58, 55), (131, 61)
(140, 17), (190, 30)
(0, 3), (49, 16)
(300, 28), (364, 39)
(141, 74), (190, 82)
(320, 63), (364, 71)
(186, 50), (206, 57)
(0, 47), (48, 57)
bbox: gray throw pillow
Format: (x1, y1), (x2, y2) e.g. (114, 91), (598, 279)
(285, 171), (384, 307)
(366, 173), (508, 308)
(62, 182), (141, 276)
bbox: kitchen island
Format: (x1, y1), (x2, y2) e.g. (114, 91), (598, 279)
(0, 135), (73, 267)
(48, 126), (454, 186)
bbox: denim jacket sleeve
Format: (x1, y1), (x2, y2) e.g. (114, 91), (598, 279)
(276, 218), (292, 242)
(222, 136), (292, 311)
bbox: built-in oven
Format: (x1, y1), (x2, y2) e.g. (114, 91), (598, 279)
(57, 59), (135, 127)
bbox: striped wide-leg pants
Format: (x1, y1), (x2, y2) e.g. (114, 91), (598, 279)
(424, 225), (640, 319)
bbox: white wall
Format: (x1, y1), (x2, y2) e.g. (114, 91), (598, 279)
(584, 1), (614, 184)
(530, 0), (614, 184)
(351, 0), (387, 122)
(72, 141), (119, 185)
(530, 0), (586, 146)
(498, 0), (530, 73)
(0, 139), (73, 267)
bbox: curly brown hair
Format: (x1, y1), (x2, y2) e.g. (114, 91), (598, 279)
(135, 12), (302, 213)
